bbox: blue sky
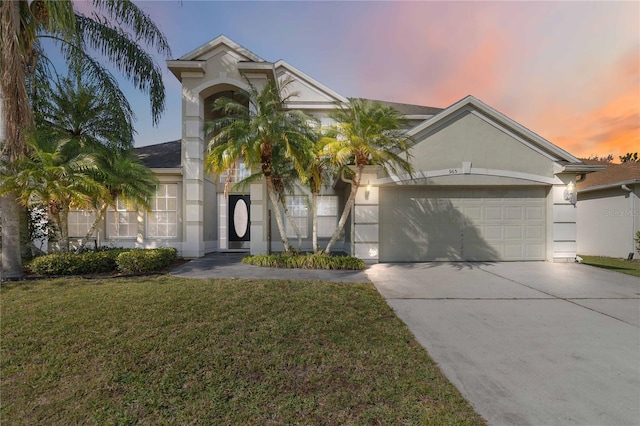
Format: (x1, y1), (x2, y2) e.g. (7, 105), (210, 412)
(94, 1), (639, 159)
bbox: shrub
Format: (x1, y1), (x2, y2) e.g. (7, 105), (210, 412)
(635, 231), (640, 255)
(116, 247), (177, 274)
(242, 253), (366, 270)
(29, 249), (128, 276)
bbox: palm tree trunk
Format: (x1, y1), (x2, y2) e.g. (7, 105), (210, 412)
(59, 208), (70, 252)
(76, 203), (107, 253)
(276, 186), (302, 250)
(265, 176), (291, 253)
(1, 0), (33, 279)
(311, 191), (318, 253)
(0, 194), (24, 279)
(324, 167), (362, 254)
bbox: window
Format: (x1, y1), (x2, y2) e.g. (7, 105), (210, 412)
(219, 160), (251, 183)
(317, 196), (338, 237)
(107, 199), (138, 238)
(286, 196), (308, 238)
(68, 210), (96, 237)
(147, 184), (178, 238)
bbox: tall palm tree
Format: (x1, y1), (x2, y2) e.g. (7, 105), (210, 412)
(323, 98), (414, 254)
(33, 69), (156, 251)
(1, 0), (170, 278)
(204, 79), (316, 253)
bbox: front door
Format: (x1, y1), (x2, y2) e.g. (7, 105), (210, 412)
(228, 195), (250, 242)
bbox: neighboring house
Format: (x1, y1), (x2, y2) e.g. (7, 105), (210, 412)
(72, 35), (600, 262)
(577, 160), (640, 258)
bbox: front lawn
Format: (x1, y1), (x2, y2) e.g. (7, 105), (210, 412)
(579, 255), (640, 277)
(1, 276), (484, 425)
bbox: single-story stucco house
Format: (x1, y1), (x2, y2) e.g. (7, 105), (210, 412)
(577, 160), (640, 258)
(70, 35), (603, 263)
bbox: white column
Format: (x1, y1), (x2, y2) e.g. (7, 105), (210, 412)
(181, 88), (205, 258)
(250, 179), (268, 254)
(353, 172), (380, 261)
(550, 174), (577, 262)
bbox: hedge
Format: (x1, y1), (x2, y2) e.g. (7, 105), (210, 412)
(115, 247), (178, 274)
(242, 253), (366, 270)
(28, 248), (177, 276)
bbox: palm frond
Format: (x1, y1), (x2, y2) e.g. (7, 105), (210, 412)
(73, 14), (166, 125)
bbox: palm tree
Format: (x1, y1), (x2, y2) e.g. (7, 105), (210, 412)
(306, 137), (335, 253)
(31, 69), (156, 251)
(78, 149), (157, 252)
(204, 80), (316, 253)
(0, 135), (104, 252)
(1, 0), (171, 278)
(323, 98), (414, 254)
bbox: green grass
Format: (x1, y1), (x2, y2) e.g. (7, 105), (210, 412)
(1, 276), (484, 425)
(580, 255), (640, 277)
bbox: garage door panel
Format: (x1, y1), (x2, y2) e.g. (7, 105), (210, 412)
(526, 244), (545, 259)
(526, 206), (544, 220)
(504, 225), (523, 240)
(505, 206), (524, 221)
(463, 206), (483, 222)
(484, 225), (503, 240)
(525, 225), (544, 239)
(485, 206), (503, 221)
(503, 244), (525, 259)
(380, 187), (547, 262)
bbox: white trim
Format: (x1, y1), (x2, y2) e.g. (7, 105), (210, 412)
(190, 78), (252, 101)
(150, 168), (182, 175)
(179, 35), (265, 62)
(282, 102), (343, 110)
(578, 180), (639, 194)
(407, 95), (581, 163)
(377, 168), (561, 185)
(405, 114), (435, 120)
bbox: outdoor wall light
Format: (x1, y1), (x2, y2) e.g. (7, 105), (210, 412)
(563, 181), (576, 205)
(365, 181), (372, 200)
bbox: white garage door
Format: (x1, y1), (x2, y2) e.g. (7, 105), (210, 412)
(379, 187), (547, 262)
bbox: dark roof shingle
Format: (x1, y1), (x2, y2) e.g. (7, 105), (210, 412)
(366, 99), (443, 116)
(136, 140), (181, 169)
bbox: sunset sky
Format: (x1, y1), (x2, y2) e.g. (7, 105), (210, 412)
(111, 1), (638, 160)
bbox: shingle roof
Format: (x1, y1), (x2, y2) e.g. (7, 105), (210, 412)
(577, 159), (640, 190)
(136, 140), (181, 168)
(366, 99), (443, 116)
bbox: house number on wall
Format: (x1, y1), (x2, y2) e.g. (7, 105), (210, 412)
(449, 169), (459, 175)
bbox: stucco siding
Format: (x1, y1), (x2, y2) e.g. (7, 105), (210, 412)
(410, 111), (554, 179)
(577, 187), (638, 258)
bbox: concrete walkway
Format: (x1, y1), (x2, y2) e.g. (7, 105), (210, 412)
(171, 252), (370, 282)
(366, 261), (640, 426)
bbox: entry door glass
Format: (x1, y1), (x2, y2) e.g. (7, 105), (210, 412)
(229, 195), (250, 241)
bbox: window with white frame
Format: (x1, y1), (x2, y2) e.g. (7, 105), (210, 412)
(219, 160), (251, 184)
(286, 196), (308, 238)
(67, 210), (96, 237)
(317, 196), (338, 237)
(147, 184), (178, 238)
(107, 199), (138, 238)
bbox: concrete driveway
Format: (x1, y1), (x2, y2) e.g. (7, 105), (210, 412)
(367, 262), (640, 426)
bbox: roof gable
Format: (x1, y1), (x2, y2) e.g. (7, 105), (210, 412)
(408, 95), (581, 164)
(274, 60), (348, 107)
(179, 35), (265, 62)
